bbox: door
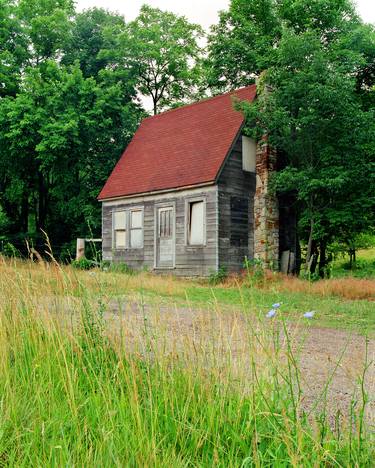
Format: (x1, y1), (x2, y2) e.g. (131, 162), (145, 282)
(155, 206), (175, 268)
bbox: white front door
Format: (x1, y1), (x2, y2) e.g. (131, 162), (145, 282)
(155, 206), (174, 268)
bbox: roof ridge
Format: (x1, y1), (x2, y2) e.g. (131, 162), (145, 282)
(143, 84), (256, 121)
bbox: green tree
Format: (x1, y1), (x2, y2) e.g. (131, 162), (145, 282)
(103, 5), (204, 114)
(208, 0), (375, 274)
(0, 1), (142, 256)
(62, 8), (127, 78)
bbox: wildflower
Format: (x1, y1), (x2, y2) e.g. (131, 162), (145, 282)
(272, 302), (281, 309)
(303, 311), (315, 319)
(266, 309), (277, 318)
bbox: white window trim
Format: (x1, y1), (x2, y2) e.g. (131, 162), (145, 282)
(185, 197), (206, 247)
(112, 207), (144, 250)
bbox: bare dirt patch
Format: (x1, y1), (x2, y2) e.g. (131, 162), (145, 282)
(105, 298), (375, 426)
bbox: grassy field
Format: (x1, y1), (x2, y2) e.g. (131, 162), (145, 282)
(332, 248), (375, 279)
(0, 257), (374, 466)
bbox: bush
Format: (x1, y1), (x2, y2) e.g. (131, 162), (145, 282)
(208, 266), (228, 285)
(71, 257), (97, 270)
(101, 261), (134, 275)
(0, 241), (21, 258)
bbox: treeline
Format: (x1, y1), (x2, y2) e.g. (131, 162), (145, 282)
(0, 0), (374, 270)
(0, 1), (204, 258)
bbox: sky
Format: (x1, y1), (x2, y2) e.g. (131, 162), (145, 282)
(76, 0), (375, 30)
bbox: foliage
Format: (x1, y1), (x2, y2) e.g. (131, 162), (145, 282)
(0, 260), (373, 464)
(244, 256), (265, 285)
(0, 1), (207, 255)
(102, 5), (205, 114)
(207, 0), (375, 275)
(71, 257), (97, 270)
(101, 260), (134, 275)
(208, 266), (228, 285)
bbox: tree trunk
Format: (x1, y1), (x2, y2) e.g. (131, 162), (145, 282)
(37, 173), (48, 232)
(304, 218), (314, 273)
(349, 247), (356, 269)
(20, 194), (29, 233)
(318, 240), (327, 278)
(310, 241), (318, 274)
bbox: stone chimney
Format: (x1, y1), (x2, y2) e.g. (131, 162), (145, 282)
(254, 137), (279, 269)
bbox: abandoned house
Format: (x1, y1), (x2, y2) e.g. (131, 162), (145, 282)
(98, 84), (297, 276)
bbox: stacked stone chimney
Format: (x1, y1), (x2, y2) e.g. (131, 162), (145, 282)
(254, 137), (279, 269)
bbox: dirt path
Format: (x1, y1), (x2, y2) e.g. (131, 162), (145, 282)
(105, 299), (375, 426)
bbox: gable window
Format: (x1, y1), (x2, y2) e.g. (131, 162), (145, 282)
(113, 208), (143, 249)
(113, 210), (127, 249)
(242, 136), (256, 172)
(186, 199), (205, 246)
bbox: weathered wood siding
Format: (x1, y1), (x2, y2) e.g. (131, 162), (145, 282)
(101, 186), (218, 276)
(217, 134), (256, 272)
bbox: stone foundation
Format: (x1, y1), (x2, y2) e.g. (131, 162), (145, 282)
(254, 138), (279, 269)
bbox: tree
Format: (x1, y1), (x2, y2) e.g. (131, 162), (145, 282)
(0, 1), (143, 256)
(103, 5), (204, 114)
(62, 8), (127, 79)
(207, 0), (375, 274)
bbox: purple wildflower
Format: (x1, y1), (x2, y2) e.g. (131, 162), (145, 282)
(266, 309), (277, 318)
(303, 311), (315, 319)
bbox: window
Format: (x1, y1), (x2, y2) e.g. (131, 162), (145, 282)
(113, 208), (143, 249)
(187, 200), (205, 246)
(159, 208), (172, 238)
(242, 136), (256, 172)
(113, 210), (127, 249)
(130, 210), (143, 248)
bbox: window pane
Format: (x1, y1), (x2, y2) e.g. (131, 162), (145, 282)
(188, 201), (204, 245)
(114, 211), (126, 230)
(159, 209), (172, 238)
(131, 210), (142, 228)
(130, 229), (142, 248)
(242, 136), (256, 172)
(115, 230), (126, 248)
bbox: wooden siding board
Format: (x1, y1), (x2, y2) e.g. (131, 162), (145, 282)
(217, 134), (256, 272)
(102, 186), (219, 276)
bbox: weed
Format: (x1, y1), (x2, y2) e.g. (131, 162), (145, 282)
(71, 257), (97, 270)
(0, 259), (373, 465)
(208, 266), (228, 285)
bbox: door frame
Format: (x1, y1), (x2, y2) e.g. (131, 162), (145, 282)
(154, 201), (176, 269)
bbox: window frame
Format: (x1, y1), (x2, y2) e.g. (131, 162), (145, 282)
(242, 135), (257, 173)
(129, 208), (144, 249)
(185, 197), (206, 247)
(112, 207), (144, 250)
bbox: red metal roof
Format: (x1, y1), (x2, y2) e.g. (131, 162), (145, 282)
(98, 85), (256, 200)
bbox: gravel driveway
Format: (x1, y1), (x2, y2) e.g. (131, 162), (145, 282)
(105, 298), (375, 427)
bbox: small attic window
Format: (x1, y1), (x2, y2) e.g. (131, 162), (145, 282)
(242, 136), (256, 172)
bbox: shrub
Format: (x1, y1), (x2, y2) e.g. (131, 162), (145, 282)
(101, 261), (134, 275)
(208, 266), (228, 285)
(71, 257), (97, 270)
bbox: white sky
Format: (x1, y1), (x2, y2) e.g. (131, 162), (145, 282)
(76, 0), (375, 29)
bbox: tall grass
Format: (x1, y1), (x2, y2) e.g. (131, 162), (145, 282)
(0, 259), (373, 466)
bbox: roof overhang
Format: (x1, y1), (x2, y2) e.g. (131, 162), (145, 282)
(98, 181), (216, 202)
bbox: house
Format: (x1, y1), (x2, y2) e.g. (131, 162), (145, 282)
(98, 85), (298, 276)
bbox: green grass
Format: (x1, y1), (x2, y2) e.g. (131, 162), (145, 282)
(331, 248), (375, 279)
(0, 259), (374, 465)
(179, 286), (375, 333)
(0, 299), (373, 466)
